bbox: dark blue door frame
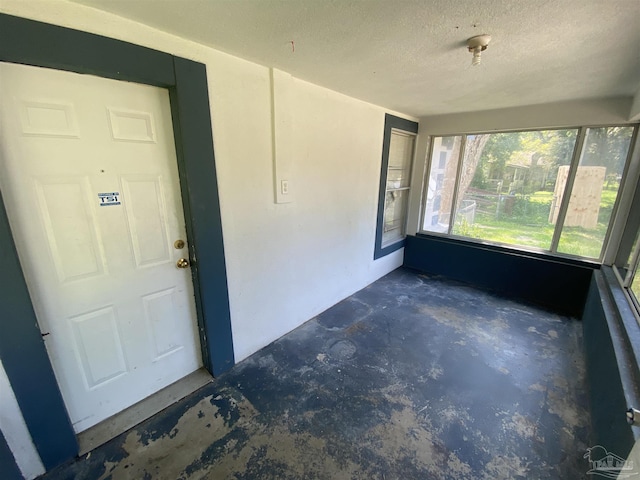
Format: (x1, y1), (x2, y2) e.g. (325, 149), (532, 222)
(0, 13), (234, 470)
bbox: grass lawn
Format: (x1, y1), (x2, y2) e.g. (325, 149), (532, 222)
(451, 187), (618, 259)
(632, 273), (640, 301)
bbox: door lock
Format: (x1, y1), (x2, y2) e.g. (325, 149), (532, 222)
(176, 258), (190, 269)
(174, 239), (185, 249)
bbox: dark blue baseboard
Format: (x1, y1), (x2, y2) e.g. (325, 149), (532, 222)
(403, 234), (595, 317)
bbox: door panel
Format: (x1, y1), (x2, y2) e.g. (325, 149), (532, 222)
(0, 62), (202, 433)
(69, 306), (128, 389)
(34, 177), (107, 282)
(121, 175), (172, 267)
(143, 287), (184, 360)
(19, 100), (80, 138)
(107, 108), (156, 143)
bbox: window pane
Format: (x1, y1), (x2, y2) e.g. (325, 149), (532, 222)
(422, 136), (462, 233)
(382, 189), (409, 246)
(557, 127), (634, 258)
(450, 130), (577, 250)
(622, 228), (640, 281)
(631, 228), (640, 303)
(386, 131), (414, 189)
(631, 273), (640, 301)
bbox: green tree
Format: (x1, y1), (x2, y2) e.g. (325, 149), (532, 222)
(457, 134), (489, 210)
(454, 129), (581, 215)
(548, 129), (578, 168)
(472, 132), (522, 188)
(580, 127), (634, 181)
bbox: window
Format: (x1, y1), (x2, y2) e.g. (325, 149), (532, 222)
(613, 213), (640, 321)
(616, 175), (640, 316)
(627, 231), (640, 308)
(433, 195), (441, 212)
(374, 114), (418, 259)
(557, 127), (634, 257)
(438, 151), (447, 169)
(421, 125), (638, 261)
(422, 135), (462, 234)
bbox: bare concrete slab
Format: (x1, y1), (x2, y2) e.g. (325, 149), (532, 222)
(41, 268), (591, 479)
(77, 369), (212, 456)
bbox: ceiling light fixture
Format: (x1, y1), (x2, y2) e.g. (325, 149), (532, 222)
(467, 34), (491, 66)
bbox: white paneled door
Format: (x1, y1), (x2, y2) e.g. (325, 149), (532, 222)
(0, 63), (202, 433)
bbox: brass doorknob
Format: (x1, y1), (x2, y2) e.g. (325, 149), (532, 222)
(176, 258), (190, 269)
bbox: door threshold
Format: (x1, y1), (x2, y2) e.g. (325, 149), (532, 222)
(77, 368), (213, 456)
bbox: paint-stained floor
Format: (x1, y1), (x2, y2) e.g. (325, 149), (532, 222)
(40, 268), (591, 479)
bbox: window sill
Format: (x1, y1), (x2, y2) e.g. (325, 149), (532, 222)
(374, 237), (406, 260)
(600, 267), (640, 406)
(583, 266), (640, 455)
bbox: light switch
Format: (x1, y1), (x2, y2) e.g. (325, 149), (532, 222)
(281, 179), (289, 195)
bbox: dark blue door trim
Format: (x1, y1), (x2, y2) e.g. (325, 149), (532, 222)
(0, 13), (234, 469)
(0, 430), (23, 480)
(170, 58), (235, 374)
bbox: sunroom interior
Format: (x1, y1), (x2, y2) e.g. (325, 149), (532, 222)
(1, 0), (640, 479)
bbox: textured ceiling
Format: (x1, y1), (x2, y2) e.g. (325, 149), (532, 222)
(70, 0), (640, 117)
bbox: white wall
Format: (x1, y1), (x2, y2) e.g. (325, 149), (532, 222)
(210, 63), (408, 360)
(0, 0), (413, 472)
(0, 0), (414, 359)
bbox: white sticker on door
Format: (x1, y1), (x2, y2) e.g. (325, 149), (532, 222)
(98, 192), (121, 206)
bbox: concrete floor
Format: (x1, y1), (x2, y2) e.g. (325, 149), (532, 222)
(41, 268), (591, 479)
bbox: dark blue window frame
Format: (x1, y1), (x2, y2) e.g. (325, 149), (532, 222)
(374, 114), (419, 259)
